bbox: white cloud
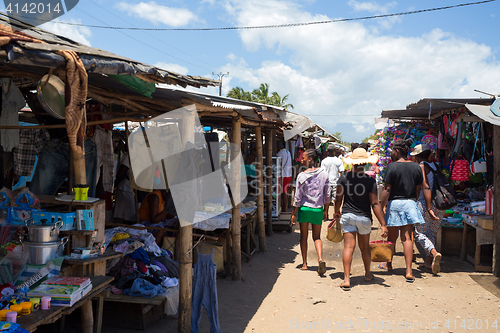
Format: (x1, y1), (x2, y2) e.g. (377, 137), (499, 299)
(347, 0), (397, 13)
(155, 62), (189, 75)
(218, 0), (500, 141)
(116, 1), (198, 27)
(40, 19), (92, 46)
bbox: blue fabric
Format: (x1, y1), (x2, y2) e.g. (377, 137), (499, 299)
(123, 278), (165, 297)
(385, 199), (424, 227)
(340, 212), (372, 235)
(29, 138), (97, 197)
(191, 248), (221, 333)
(126, 247), (150, 264)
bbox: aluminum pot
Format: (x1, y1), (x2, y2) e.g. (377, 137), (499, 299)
(25, 219), (62, 242)
(22, 237), (68, 265)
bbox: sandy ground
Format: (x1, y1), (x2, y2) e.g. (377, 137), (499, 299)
(56, 207), (500, 333)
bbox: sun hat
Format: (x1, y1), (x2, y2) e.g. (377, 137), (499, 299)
(342, 148), (378, 165)
(410, 143), (430, 156)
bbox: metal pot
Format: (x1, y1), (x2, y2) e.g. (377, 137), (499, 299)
(25, 219), (62, 242)
(22, 237), (68, 265)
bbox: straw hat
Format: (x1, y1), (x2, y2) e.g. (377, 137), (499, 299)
(342, 148), (378, 165)
(410, 143), (430, 156)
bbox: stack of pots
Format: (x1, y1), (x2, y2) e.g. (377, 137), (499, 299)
(21, 219), (68, 265)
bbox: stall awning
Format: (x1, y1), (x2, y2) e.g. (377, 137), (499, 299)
(465, 103), (500, 126)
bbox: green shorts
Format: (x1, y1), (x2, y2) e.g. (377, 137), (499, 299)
(297, 206), (323, 225)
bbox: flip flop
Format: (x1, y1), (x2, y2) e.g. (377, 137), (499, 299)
(340, 284), (351, 291)
(318, 260), (326, 276)
(432, 253), (442, 274)
(406, 277), (415, 283)
(378, 264), (393, 271)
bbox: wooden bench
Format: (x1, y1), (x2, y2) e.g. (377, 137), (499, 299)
(102, 293), (167, 330)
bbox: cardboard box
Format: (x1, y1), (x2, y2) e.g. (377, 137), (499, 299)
(477, 216), (493, 231)
(32, 210), (76, 230)
(76, 209), (94, 231)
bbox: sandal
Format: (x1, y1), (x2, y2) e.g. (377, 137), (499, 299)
(432, 253), (442, 274)
(318, 260), (326, 276)
(340, 284), (351, 291)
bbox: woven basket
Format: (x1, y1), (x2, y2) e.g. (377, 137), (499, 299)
(369, 240), (395, 262)
(326, 219), (343, 243)
(451, 157), (469, 182)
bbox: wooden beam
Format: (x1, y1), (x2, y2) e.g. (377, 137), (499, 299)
(231, 116), (242, 281)
(265, 129), (273, 236)
(256, 125), (267, 252)
(493, 125), (500, 277)
(178, 108), (195, 333)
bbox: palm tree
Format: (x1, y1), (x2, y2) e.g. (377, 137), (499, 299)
(251, 83), (272, 104)
(227, 87), (252, 101)
(271, 92), (294, 110)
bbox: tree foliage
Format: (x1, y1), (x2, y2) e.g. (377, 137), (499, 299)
(227, 83), (294, 110)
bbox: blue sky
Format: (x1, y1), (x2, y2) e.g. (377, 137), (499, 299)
(2, 0), (499, 143)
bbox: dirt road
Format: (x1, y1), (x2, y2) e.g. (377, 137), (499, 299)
(102, 215), (500, 333)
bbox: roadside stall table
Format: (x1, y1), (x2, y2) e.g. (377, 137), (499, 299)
(17, 275), (113, 333)
(460, 220), (495, 272)
(61, 251), (124, 277)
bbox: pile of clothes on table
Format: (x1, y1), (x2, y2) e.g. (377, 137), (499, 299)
(104, 227), (180, 314)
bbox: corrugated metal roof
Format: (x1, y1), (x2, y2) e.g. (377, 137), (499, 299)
(381, 98), (494, 119)
(0, 14), (218, 88)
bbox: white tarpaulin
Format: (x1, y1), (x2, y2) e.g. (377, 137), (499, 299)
(277, 110), (315, 141)
(374, 117), (395, 129)
(465, 103), (500, 126)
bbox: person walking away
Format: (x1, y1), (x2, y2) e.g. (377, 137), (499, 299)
(321, 145), (344, 219)
(335, 148), (388, 290)
(277, 140), (293, 213)
(291, 149), (330, 275)
(410, 144), (443, 274)
(380, 139), (425, 282)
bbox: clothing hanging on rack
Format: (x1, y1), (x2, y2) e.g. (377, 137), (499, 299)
(0, 79), (25, 152)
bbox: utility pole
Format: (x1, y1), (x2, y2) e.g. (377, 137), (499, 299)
(212, 72), (229, 96)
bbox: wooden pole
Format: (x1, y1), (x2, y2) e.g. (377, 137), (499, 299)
(256, 126), (267, 252)
(265, 130), (273, 236)
(178, 109), (195, 333)
(231, 116), (242, 281)
(493, 125), (500, 277)
(80, 300), (93, 333)
(125, 120), (141, 224)
(67, 147), (73, 195)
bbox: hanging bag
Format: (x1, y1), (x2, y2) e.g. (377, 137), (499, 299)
(369, 226), (394, 262)
(326, 218), (343, 242)
(425, 162), (457, 210)
(450, 156), (469, 182)
(470, 123), (487, 174)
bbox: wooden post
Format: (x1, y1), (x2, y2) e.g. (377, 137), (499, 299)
(265, 130), (273, 236)
(73, 151), (86, 186)
(493, 125), (500, 276)
(68, 147), (73, 195)
(80, 300), (93, 333)
(256, 126), (266, 252)
(231, 116), (242, 281)
(125, 120), (141, 224)
(178, 108), (195, 333)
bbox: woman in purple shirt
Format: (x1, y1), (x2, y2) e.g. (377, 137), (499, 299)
(291, 149), (330, 275)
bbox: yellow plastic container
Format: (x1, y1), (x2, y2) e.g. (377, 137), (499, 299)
(30, 298), (40, 311)
(0, 309), (9, 321)
(20, 302), (32, 315)
(9, 305), (22, 317)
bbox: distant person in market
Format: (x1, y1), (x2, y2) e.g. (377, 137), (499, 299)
(320, 144), (344, 219)
(277, 140), (293, 213)
(410, 144), (443, 274)
(380, 139), (425, 282)
(291, 149), (330, 275)
(335, 148), (388, 290)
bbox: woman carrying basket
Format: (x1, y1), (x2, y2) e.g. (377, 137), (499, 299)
(334, 148), (388, 290)
(291, 149), (330, 275)
(380, 139), (425, 282)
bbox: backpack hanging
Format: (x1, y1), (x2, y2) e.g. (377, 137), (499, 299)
(425, 162), (458, 210)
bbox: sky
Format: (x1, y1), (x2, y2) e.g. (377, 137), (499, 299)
(1, 0), (499, 143)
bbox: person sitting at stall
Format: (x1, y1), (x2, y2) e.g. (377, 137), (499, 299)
(138, 189), (177, 245)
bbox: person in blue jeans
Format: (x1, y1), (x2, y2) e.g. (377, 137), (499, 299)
(335, 148), (388, 290)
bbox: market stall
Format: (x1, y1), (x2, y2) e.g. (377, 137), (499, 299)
(379, 97), (498, 274)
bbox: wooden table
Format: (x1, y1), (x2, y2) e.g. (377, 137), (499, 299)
(460, 220), (494, 272)
(18, 275), (113, 333)
(61, 251), (124, 277)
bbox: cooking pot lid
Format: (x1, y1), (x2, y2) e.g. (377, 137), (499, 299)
(23, 241), (60, 246)
(37, 74), (66, 119)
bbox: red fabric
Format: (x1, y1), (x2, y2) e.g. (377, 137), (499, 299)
(485, 188), (494, 215)
(281, 176), (292, 193)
